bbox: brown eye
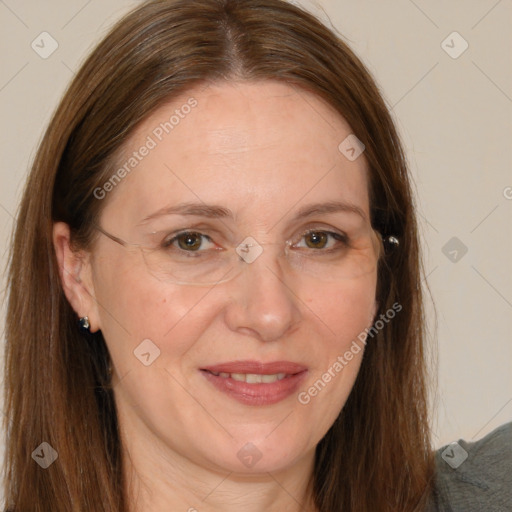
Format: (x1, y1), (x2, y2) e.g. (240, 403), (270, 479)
(176, 232), (205, 251)
(293, 230), (349, 252)
(162, 230), (218, 256)
(304, 231), (328, 249)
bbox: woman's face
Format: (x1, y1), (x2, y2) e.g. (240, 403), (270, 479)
(84, 81), (378, 476)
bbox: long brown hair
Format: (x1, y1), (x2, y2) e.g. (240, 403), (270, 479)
(3, 0), (435, 510)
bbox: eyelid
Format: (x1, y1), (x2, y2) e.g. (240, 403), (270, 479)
(148, 221), (234, 241)
(152, 212), (366, 241)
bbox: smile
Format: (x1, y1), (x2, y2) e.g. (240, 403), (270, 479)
(200, 361), (308, 406)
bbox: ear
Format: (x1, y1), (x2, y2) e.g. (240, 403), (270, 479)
(53, 222), (101, 332)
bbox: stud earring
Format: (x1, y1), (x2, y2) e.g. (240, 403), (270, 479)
(383, 235), (399, 246)
(382, 235), (400, 252)
(79, 316), (90, 332)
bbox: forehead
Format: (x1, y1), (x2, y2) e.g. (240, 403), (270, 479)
(100, 80), (370, 228)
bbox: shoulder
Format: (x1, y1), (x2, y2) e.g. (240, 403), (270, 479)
(426, 422), (512, 512)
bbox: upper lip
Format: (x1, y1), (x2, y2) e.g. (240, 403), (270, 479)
(201, 360), (307, 375)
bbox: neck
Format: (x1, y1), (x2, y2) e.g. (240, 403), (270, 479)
(121, 423), (317, 512)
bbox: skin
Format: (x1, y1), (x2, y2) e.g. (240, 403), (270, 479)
(54, 80), (379, 511)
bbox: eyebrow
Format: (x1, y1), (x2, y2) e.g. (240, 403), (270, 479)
(140, 200), (367, 224)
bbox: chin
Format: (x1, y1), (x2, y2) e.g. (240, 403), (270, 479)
(201, 435), (309, 475)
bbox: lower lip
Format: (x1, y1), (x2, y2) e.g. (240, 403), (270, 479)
(201, 370), (308, 406)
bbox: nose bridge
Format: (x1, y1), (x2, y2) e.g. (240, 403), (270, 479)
(234, 236), (294, 286)
(236, 236), (292, 295)
(225, 237), (301, 341)
(234, 235), (281, 266)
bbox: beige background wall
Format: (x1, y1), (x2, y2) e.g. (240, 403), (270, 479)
(1, 0), (511, 496)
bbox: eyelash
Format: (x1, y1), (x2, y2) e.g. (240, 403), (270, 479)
(161, 229), (350, 255)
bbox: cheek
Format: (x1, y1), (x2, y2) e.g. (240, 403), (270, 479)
(299, 281), (373, 451)
(304, 275), (377, 343)
(291, 278), (377, 443)
(92, 259), (221, 370)
(301, 277), (376, 390)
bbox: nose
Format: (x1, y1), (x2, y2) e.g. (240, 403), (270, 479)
(223, 250), (302, 343)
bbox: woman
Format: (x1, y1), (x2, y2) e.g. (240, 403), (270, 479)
(3, 0), (510, 511)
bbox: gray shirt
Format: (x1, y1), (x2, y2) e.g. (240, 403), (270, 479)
(426, 422), (512, 511)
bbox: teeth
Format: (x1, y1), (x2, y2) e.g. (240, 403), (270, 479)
(262, 373), (286, 383)
(245, 373), (260, 384)
(208, 371), (288, 383)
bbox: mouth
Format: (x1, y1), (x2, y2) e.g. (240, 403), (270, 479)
(200, 360), (308, 406)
